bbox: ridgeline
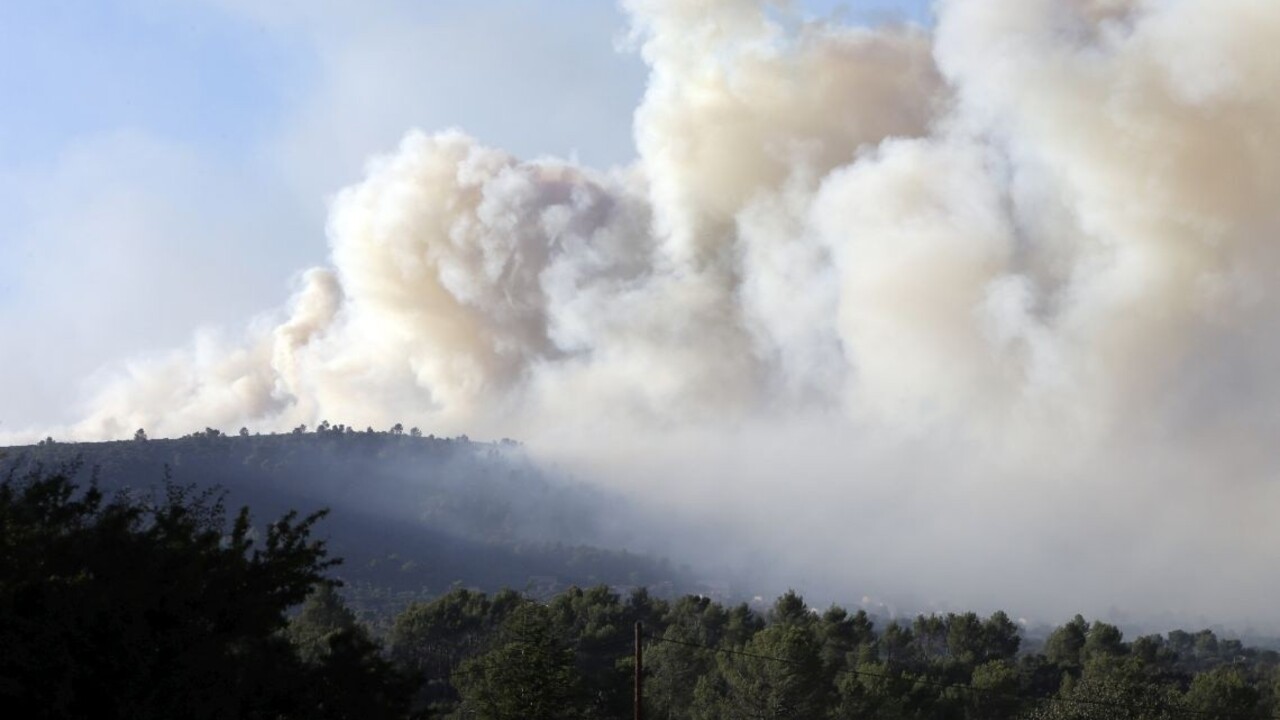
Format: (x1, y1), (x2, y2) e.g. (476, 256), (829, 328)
(0, 426), (689, 618)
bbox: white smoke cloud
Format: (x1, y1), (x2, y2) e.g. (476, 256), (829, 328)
(38, 0), (1280, 625)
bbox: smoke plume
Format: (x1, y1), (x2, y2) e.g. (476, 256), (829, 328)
(56, 0), (1280, 625)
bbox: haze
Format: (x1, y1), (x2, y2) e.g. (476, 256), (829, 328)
(3, 0), (1278, 630)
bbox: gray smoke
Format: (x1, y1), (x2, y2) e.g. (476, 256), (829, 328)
(41, 0), (1280, 626)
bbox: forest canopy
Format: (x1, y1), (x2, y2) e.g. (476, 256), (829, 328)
(2, 460), (1278, 719)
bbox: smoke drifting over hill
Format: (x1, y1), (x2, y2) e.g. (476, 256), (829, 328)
(41, 0), (1280, 624)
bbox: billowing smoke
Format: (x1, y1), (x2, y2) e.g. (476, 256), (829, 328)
(55, 0), (1280, 625)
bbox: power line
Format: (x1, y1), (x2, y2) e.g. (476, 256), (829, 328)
(645, 633), (1277, 720)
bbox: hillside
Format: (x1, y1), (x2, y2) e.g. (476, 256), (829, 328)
(0, 428), (691, 615)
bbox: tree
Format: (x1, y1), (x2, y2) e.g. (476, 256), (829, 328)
(391, 423), (404, 436)
(1083, 621), (1126, 662)
(694, 623), (827, 720)
(970, 610), (1020, 664)
(1046, 615), (1090, 670)
(305, 627), (411, 720)
(0, 467), (408, 719)
(287, 584), (360, 663)
(914, 614), (948, 662)
(768, 590), (813, 629)
(409, 427), (422, 438)
(1024, 657), (1183, 720)
(133, 428), (148, 442)
(239, 427), (249, 438)
(390, 587), (515, 713)
(453, 603), (584, 719)
(1130, 635), (1173, 668)
(1184, 666), (1260, 717)
(815, 605), (875, 678)
(287, 584), (411, 720)
(647, 595), (728, 719)
(691, 594), (827, 720)
(967, 659), (1024, 718)
(880, 620), (916, 665)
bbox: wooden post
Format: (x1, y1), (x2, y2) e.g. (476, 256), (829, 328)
(634, 621), (644, 720)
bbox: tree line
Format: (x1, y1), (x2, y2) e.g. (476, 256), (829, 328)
(3, 432), (690, 612)
(381, 586), (1279, 718)
(2, 465), (1278, 719)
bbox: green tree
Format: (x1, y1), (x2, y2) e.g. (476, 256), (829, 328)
(881, 620), (917, 665)
(815, 605), (875, 680)
(1083, 621), (1126, 663)
(453, 603), (584, 719)
(914, 614), (949, 663)
(1129, 635), (1175, 669)
(1025, 656), (1182, 720)
(967, 659), (1024, 719)
(305, 628), (411, 720)
(692, 594), (827, 719)
(981, 611), (1022, 664)
(697, 624), (827, 720)
(1183, 666), (1260, 718)
(647, 595), (728, 720)
(0, 468), (408, 720)
(547, 584), (635, 717)
(287, 583), (360, 663)
(390, 587), (516, 713)
(1045, 615), (1090, 671)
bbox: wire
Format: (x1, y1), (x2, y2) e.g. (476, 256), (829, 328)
(644, 633), (1279, 720)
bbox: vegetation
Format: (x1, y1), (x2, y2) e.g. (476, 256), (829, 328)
(4, 443), (1280, 719)
(1, 428), (691, 615)
(0, 465), (410, 719)
(380, 585), (1280, 719)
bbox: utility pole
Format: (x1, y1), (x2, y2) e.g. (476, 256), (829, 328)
(634, 621), (644, 720)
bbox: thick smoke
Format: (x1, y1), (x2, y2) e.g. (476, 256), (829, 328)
(57, 0), (1280, 625)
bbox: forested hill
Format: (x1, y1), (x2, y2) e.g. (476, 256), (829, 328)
(0, 427), (691, 611)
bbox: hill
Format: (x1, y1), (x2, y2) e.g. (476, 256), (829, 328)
(0, 428), (691, 617)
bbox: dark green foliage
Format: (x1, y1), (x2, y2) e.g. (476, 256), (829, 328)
(700, 623), (827, 718)
(646, 595), (736, 719)
(288, 583), (361, 663)
(453, 603), (585, 719)
(375, 583), (1280, 720)
(0, 467), (409, 720)
(1045, 615), (1090, 670)
(1023, 656), (1183, 720)
(305, 628), (413, 720)
(388, 587), (520, 713)
(1184, 666), (1261, 717)
(7, 443), (1280, 719)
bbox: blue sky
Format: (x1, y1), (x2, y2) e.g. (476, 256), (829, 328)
(0, 0), (932, 430)
(0, 0), (931, 170)
(0, 0), (300, 169)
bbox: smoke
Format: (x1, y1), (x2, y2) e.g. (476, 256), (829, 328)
(47, 0), (1280, 625)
